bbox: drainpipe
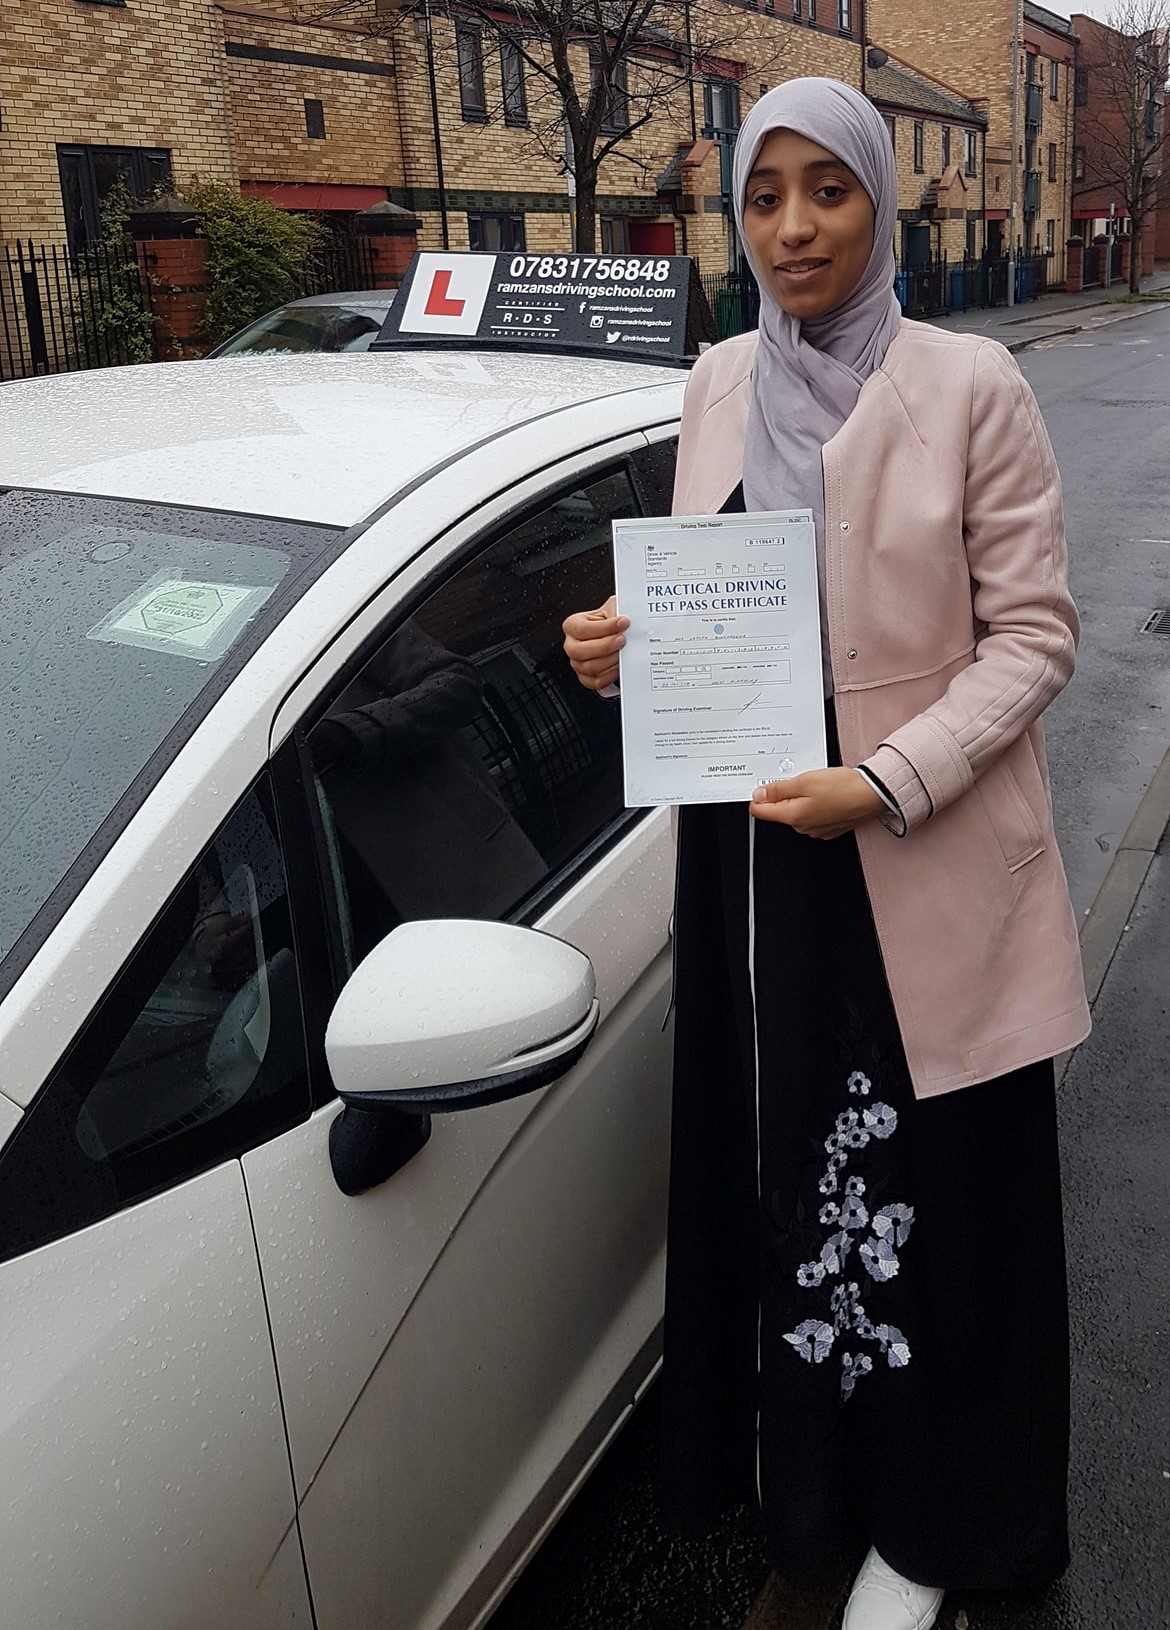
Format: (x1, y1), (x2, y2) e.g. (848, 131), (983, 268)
(860, 0), (868, 95)
(982, 124), (987, 256)
(423, 0), (450, 249)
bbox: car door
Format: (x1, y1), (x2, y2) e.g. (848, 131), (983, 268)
(0, 777), (314, 1630)
(243, 441), (679, 1630)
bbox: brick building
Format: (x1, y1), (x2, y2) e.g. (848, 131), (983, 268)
(0, 0), (871, 276)
(867, 54), (989, 265)
(867, 0), (1076, 268)
(1070, 12), (1168, 275)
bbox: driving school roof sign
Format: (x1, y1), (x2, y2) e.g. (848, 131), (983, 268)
(373, 251), (715, 366)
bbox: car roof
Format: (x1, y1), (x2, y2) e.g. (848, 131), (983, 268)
(0, 351), (684, 528)
(283, 289), (395, 309)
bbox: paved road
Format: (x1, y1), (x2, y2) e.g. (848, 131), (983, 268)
(1018, 301), (1170, 916)
(487, 302), (1170, 1630)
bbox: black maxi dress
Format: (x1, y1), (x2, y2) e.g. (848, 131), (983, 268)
(657, 492), (1071, 1594)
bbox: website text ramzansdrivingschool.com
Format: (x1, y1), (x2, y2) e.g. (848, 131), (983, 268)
(498, 282), (679, 300)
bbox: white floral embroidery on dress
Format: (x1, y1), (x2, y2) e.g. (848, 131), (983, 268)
(783, 1319), (836, 1363)
(785, 1070), (915, 1401)
(840, 1352), (874, 1400)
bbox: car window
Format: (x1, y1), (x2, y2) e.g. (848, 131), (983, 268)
(0, 489), (337, 995)
(213, 305), (386, 356)
(0, 777), (310, 1265)
(306, 464), (644, 972)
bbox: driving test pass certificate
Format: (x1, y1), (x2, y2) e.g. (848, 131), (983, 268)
(613, 510), (828, 807)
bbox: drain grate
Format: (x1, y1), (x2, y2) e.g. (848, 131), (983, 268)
(1141, 608), (1170, 635)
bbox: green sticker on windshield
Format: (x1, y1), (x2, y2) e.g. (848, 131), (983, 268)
(88, 574), (274, 662)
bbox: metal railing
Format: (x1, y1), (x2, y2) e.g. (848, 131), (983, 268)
(699, 268), (760, 339)
(1, 230), (380, 380)
(699, 250), (1064, 332)
(0, 237), (155, 380)
(1026, 81), (1044, 130)
(294, 233), (377, 300)
(894, 254), (951, 317)
(899, 251), (1059, 316)
(1080, 238), (1125, 288)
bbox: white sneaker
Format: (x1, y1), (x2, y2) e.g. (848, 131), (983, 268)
(841, 1547), (944, 1630)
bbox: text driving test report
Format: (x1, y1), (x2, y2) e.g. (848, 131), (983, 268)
(613, 510), (828, 807)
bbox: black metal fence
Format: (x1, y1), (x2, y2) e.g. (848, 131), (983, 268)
(700, 269), (760, 340)
(1080, 238), (1129, 289)
(0, 238), (156, 380)
(701, 250), (1065, 336)
(894, 255), (952, 317)
(293, 232), (376, 301)
(1, 230), (379, 381)
(897, 251), (1062, 316)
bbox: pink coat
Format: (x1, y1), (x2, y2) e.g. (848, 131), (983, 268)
(673, 319), (1090, 1097)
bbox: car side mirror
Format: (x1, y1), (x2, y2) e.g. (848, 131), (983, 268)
(325, 919), (599, 1196)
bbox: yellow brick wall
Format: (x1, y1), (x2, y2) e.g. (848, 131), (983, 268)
(394, 6), (865, 274)
(0, 0), (237, 241)
(1027, 60), (1074, 258)
(882, 108), (984, 261)
(0, 0), (904, 286)
(869, 0), (1075, 262)
(221, 8), (404, 190)
(870, 0), (1018, 167)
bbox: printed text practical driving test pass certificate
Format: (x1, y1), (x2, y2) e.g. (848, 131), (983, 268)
(613, 510), (828, 807)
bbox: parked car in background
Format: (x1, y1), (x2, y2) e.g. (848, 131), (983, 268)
(207, 289), (395, 357)
(0, 338), (682, 1630)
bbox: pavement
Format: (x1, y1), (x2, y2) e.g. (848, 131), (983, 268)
(923, 267), (1170, 353)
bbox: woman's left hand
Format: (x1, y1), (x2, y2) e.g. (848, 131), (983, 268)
(750, 768), (885, 841)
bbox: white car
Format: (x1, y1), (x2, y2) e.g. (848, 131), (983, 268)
(0, 347), (686, 1629)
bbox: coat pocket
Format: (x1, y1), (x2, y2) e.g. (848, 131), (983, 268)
(975, 744), (1046, 873)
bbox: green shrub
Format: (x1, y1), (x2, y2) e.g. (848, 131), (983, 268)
(182, 181), (328, 344)
(81, 179), (156, 366)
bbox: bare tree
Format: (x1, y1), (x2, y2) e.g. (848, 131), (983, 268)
(308, 0), (787, 252)
(1076, 0), (1170, 291)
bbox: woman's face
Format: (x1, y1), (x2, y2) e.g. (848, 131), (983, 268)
(741, 128), (876, 320)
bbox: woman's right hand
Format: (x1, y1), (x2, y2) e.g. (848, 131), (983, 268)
(562, 596), (629, 691)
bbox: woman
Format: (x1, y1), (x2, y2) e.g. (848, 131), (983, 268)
(562, 80), (1089, 1630)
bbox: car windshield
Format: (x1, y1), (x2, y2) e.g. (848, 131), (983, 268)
(0, 490), (338, 983)
(214, 304), (386, 356)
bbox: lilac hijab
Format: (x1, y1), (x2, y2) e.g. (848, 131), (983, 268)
(732, 77), (900, 526)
